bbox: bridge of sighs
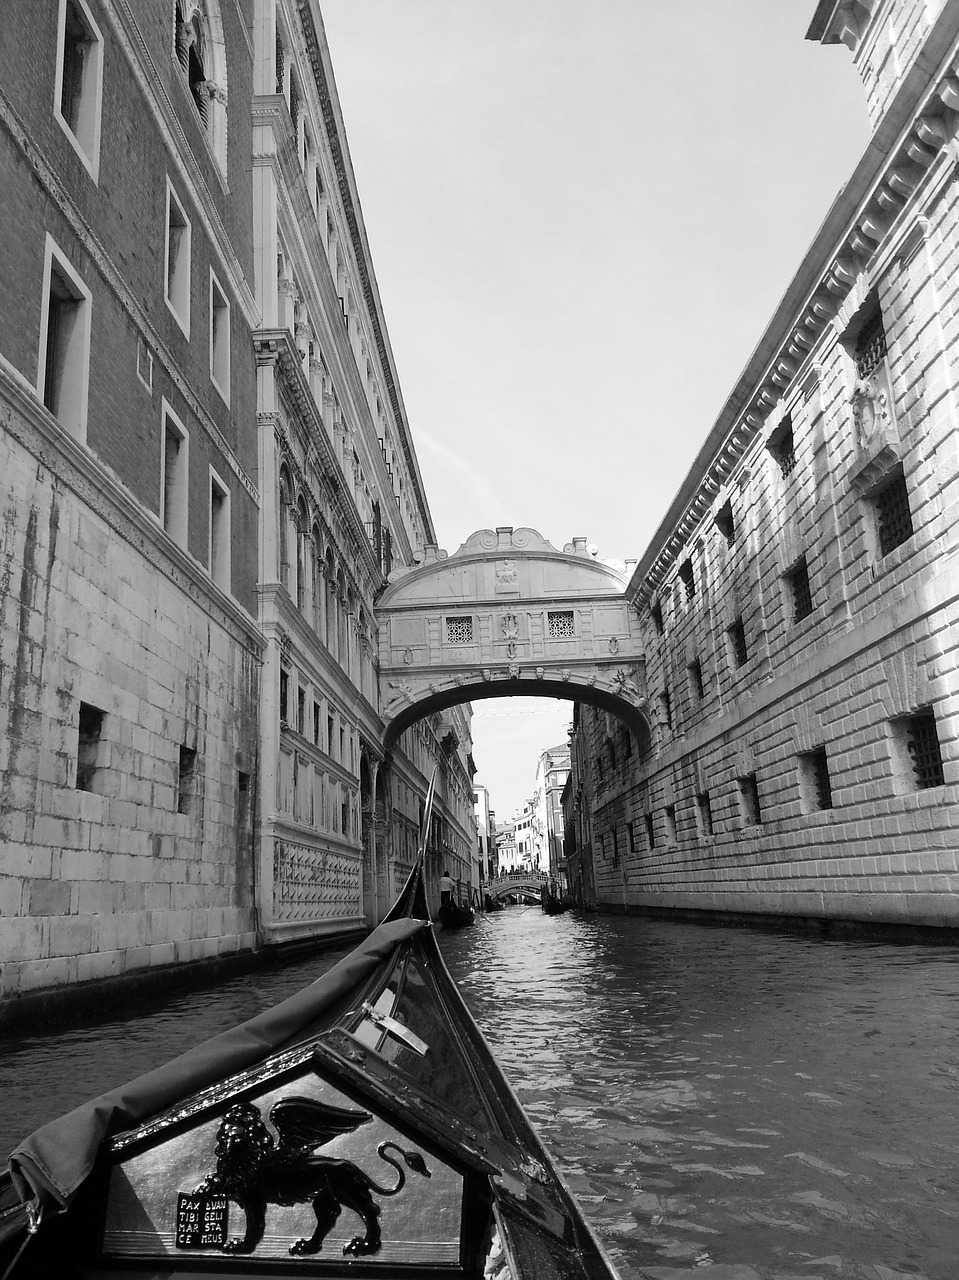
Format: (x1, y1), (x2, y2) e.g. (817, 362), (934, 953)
(374, 527), (650, 751)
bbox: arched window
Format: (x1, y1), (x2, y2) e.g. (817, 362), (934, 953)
(337, 569), (348, 664)
(325, 549), (337, 653)
(173, 0), (227, 171)
(311, 525), (324, 636)
(278, 468), (293, 591)
(295, 497), (307, 612)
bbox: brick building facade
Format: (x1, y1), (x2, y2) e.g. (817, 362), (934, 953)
(0, 0), (474, 1005)
(572, 0), (959, 931)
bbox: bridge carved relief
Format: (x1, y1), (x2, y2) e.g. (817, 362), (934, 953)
(376, 528), (649, 751)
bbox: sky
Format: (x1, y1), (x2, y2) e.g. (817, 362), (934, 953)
(318, 1), (872, 820)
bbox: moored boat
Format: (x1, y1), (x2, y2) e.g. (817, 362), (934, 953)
(0, 785), (621, 1280)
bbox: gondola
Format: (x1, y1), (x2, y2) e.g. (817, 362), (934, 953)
(437, 899), (475, 930)
(0, 780), (622, 1280)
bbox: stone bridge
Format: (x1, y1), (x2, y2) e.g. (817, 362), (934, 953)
(375, 528), (649, 750)
(485, 870), (551, 901)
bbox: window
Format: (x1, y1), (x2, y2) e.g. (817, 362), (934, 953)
(209, 271), (230, 402)
(236, 770), (251, 853)
(696, 791), (714, 836)
(165, 182), (191, 335)
(727, 616), (748, 668)
(313, 700), (321, 744)
(209, 468), (231, 590)
(873, 468), (914, 557)
(446, 615), (473, 644)
(161, 403), (189, 546)
(39, 237), (91, 441)
(664, 804), (677, 843)
(738, 773), (762, 826)
(176, 744), (197, 815)
(800, 747), (833, 812)
(768, 416), (796, 477)
(894, 708), (945, 790)
(785, 558), (814, 623)
(76, 701), (105, 791)
(715, 500), (735, 544)
(678, 559), (695, 600)
(327, 713), (335, 756)
(137, 336), (154, 392)
(689, 658), (705, 701)
(297, 688), (306, 736)
(659, 689), (672, 731)
(650, 601), (664, 636)
(279, 668), (289, 725)
(55, 0), (103, 178)
(174, 0), (227, 168)
(855, 308), (887, 381)
(548, 610), (575, 638)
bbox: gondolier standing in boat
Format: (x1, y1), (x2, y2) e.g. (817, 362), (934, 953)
(439, 869), (454, 908)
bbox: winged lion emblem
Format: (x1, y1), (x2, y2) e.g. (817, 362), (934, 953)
(192, 1096), (431, 1256)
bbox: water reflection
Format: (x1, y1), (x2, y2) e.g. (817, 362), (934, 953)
(441, 908), (959, 1279)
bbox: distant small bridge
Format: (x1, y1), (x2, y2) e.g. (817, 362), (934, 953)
(485, 870), (550, 902)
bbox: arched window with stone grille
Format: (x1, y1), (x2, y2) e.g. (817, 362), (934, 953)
(278, 468), (293, 592)
(173, 0), (227, 171)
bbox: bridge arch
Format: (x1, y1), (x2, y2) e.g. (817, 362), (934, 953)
(376, 528), (650, 753)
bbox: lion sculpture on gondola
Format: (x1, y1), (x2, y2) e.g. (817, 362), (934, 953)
(192, 1096), (432, 1256)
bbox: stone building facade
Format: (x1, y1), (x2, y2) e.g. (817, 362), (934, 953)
(0, 0), (474, 1005)
(573, 0), (959, 931)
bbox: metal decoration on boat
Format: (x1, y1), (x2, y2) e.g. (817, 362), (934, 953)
(186, 1096), (431, 1257)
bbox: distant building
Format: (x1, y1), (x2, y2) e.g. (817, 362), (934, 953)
(532, 741), (571, 886)
(473, 784), (496, 881)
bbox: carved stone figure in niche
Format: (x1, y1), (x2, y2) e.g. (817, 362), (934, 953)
(190, 1098), (431, 1257)
(851, 374), (890, 449)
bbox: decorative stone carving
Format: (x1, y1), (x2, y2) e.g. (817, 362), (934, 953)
(501, 613), (519, 640)
(402, 647), (413, 665)
(611, 667), (641, 701)
(850, 374), (890, 449)
(507, 663), (520, 679)
(608, 637), (619, 655)
(495, 559), (518, 591)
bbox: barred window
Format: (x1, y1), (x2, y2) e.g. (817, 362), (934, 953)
(548, 610), (575, 638)
(903, 708), (945, 790)
(768, 416), (796, 477)
(874, 469), (913, 557)
(786, 558), (814, 623)
(738, 773), (762, 825)
(697, 791), (714, 836)
(76, 701), (105, 792)
(446, 615), (474, 645)
(727, 616), (748, 668)
(679, 559), (696, 600)
(855, 309), (887, 380)
(651, 601), (664, 636)
(659, 688), (672, 730)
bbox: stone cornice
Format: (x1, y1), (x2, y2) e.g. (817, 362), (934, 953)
(628, 0), (959, 610)
(0, 357), (264, 655)
(294, 1), (436, 547)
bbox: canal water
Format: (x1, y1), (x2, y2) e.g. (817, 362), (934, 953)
(2, 907), (959, 1279)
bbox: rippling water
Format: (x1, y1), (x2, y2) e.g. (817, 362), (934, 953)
(2, 911), (959, 1279)
(442, 908), (959, 1280)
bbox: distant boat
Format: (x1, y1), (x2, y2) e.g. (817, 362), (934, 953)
(0, 778), (621, 1280)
